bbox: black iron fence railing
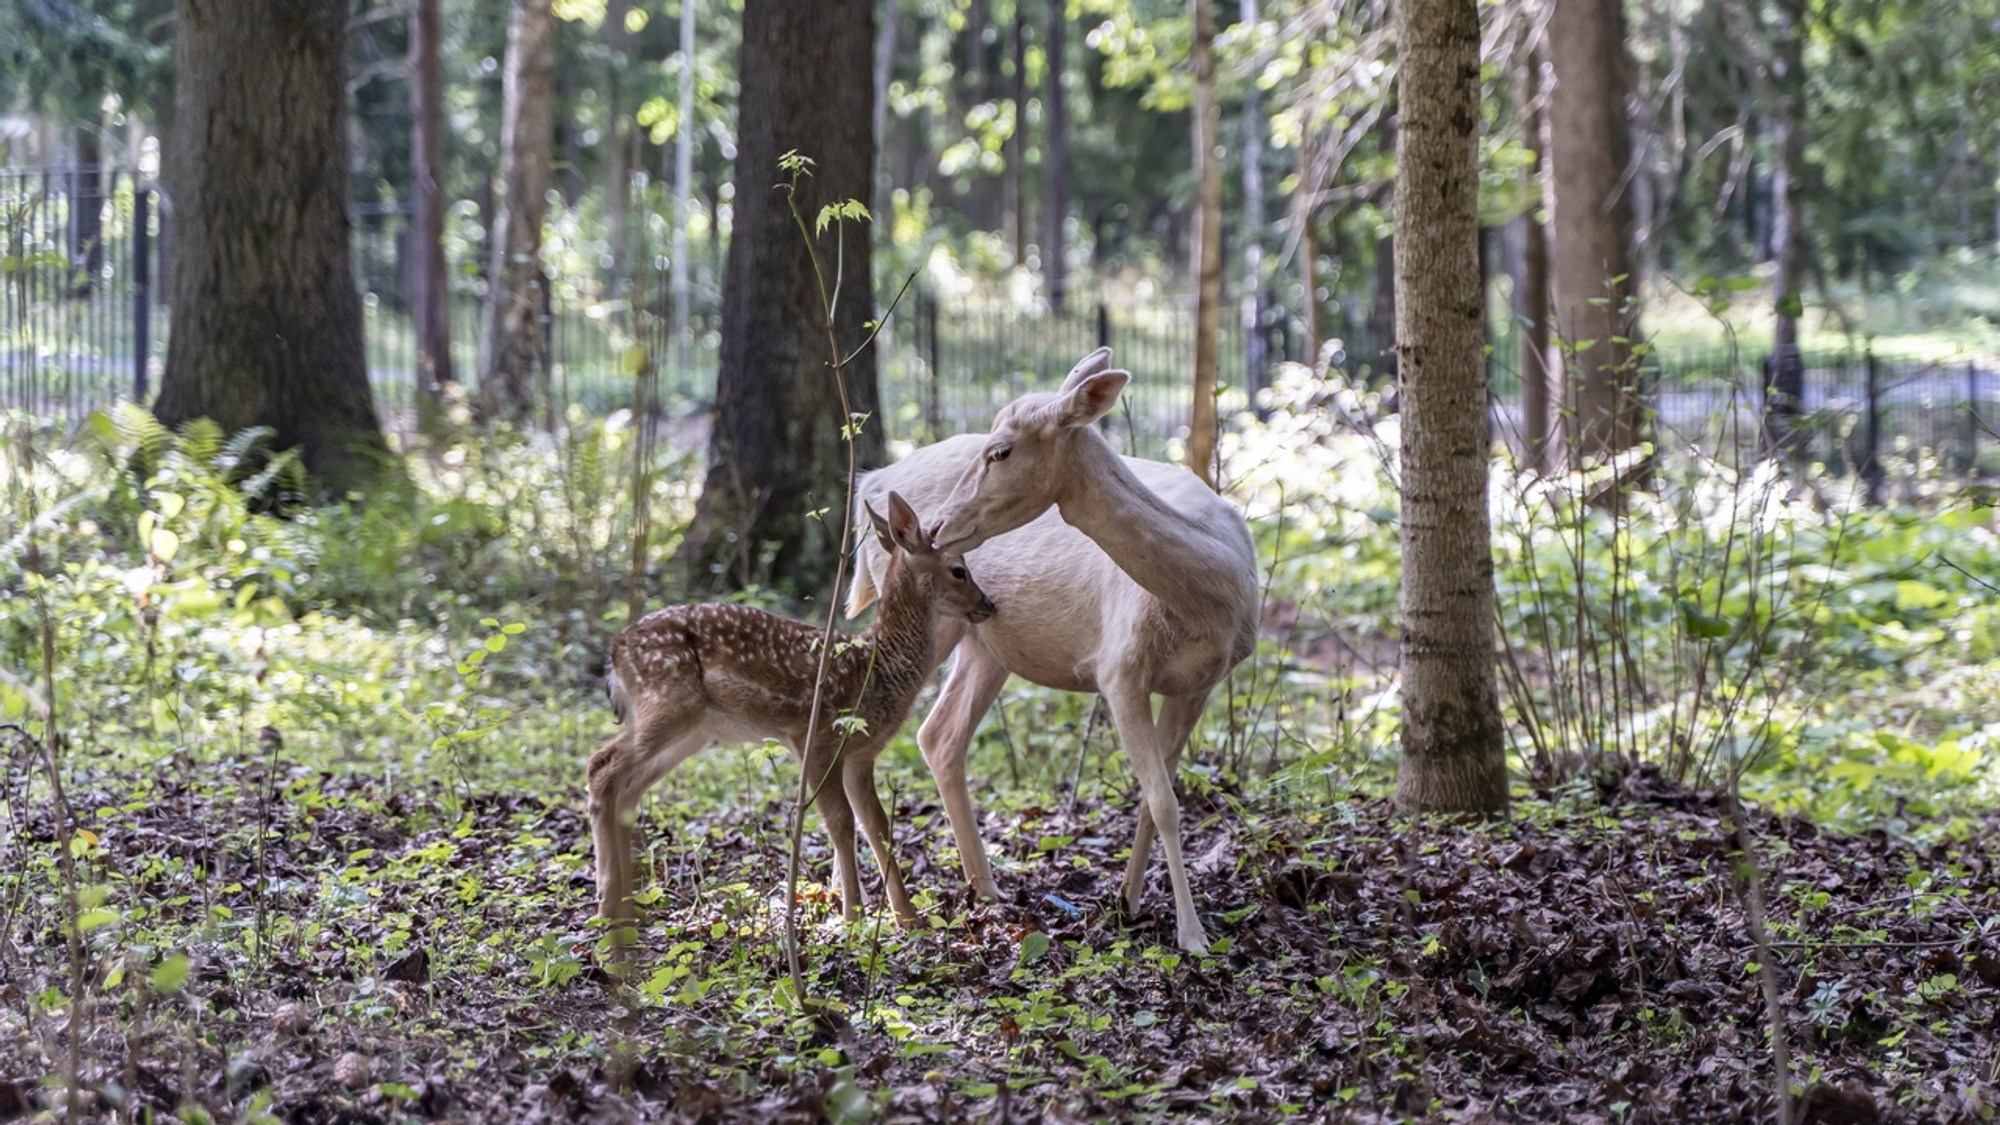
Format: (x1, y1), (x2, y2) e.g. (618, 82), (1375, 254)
(3, 167), (1993, 482)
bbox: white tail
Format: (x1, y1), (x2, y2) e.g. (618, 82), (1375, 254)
(848, 348), (1258, 953)
(590, 491), (996, 933)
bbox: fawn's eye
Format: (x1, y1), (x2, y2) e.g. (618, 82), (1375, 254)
(989, 446), (1011, 463)
(950, 566), (967, 581)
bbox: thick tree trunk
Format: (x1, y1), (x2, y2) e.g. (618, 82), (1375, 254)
(156, 0), (388, 495)
(1043, 0), (1071, 312)
(478, 0), (556, 424)
(1546, 0), (1646, 463)
(675, 0), (884, 596)
(1188, 0), (1224, 488)
(411, 0), (453, 419)
(1392, 0), (1509, 815)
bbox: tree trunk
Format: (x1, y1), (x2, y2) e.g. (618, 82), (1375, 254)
(68, 130), (103, 299)
(672, 0), (696, 381)
(603, 0), (635, 294)
(1188, 0), (1223, 489)
(1392, 0), (1509, 815)
(1043, 0), (1071, 312)
(1545, 0), (1646, 463)
(1765, 0), (1807, 452)
(1011, 10), (1031, 269)
(675, 0), (884, 596)
(478, 0), (556, 424)
(1517, 32), (1553, 472)
(1239, 0), (1268, 412)
(411, 0), (453, 422)
(156, 0), (388, 495)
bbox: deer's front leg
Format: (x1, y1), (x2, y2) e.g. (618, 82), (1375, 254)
(917, 640), (1011, 901)
(844, 751), (919, 927)
(1102, 677), (1209, 954)
(1120, 690), (1210, 914)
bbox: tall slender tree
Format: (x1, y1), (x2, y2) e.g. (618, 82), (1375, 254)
(1763, 0), (1809, 450)
(1188, 0), (1224, 488)
(1546, 0), (1645, 461)
(1043, 0), (1072, 312)
(155, 0), (388, 494)
(479, 0), (557, 423)
(410, 0), (453, 422)
(1392, 0), (1509, 814)
(675, 0), (883, 595)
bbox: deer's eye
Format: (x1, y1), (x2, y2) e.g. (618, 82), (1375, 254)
(950, 566), (968, 581)
(989, 446), (1011, 463)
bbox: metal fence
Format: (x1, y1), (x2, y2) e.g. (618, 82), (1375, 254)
(3, 166), (1993, 485)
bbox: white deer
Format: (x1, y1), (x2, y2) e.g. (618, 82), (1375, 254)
(590, 491), (996, 933)
(846, 348), (1259, 952)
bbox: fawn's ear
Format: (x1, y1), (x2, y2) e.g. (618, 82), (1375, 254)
(884, 491), (928, 555)
(866, 501), (895, 552)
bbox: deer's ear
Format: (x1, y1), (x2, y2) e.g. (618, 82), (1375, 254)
(1057, 346), (1115, 394)
(865, 501), (894, 552)
(1057, 369), (1130, 427)
(885, 491), (927, 555)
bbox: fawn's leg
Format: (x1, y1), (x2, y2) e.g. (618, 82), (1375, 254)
(587, 709), (707, 926)
(806, 747), (865, 925)
(917, 640), (1011, 900)
(844, 749), (919, 927)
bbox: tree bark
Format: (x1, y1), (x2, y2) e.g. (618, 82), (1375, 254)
(1012, 10), (1031, 269)
(1545, 0), (1646, 463)
(156, 0), (389, 495)
(1765, 0), (1808, 452)
(479, 0), (556, 424)
(675, 0), (884, 596)
(1188, 0), (1224, 489)
(1516, 32), (1553, 472)
(1240, 0), (1268, 412)
(411, 0), (453, 422)
(1043, 0), (1071, 312)
(1392, 0), (1509, 815)
(68, 130), (103, 299)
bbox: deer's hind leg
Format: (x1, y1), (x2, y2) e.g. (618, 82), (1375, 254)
(587, 699), (710, 925)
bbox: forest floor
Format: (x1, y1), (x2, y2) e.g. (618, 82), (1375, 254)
(2, 754), (1997, 1125)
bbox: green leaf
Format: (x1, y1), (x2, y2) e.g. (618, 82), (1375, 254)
(1017, 931), (1051, 967)
(152, 954), (191, 992)
(150, 527), (181, 564)
(1894, 581), (1950, 612)
(76, 908), (120, 933)
(1777, 292), (1804, 319)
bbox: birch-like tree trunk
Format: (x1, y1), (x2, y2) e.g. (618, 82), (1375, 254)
(478, 0), (556, 424)
(1393, 0), (1509, 814)
(1188, 0), (1224, 488)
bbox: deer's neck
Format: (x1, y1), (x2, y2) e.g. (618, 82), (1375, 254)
(856, 569), (937, 705)
(1056, 432), (1252, 609)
